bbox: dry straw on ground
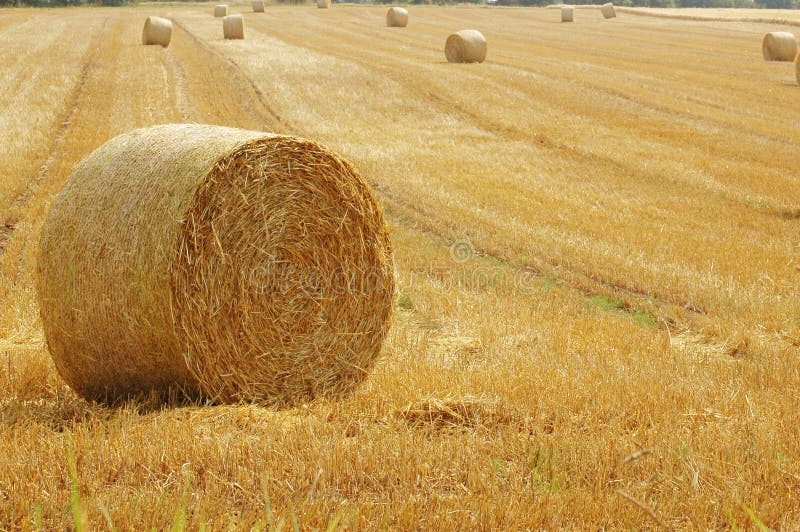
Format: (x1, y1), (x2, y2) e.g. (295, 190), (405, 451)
(214, 4), (228, 17)
(386, 7), (408, 27)
(444, 29), (487, 63)
(762, 31), (797, 61)
(396, 396), (517, 431)
(318, 0), (331, 8)
(141, 16), (172, 47)
(797, 57), (800, 85)
(252, 0), (265, 12)
(562, 6), (574, 22)
(36, 124), (395, 406)
(223, 14), (245, 39)
(601, 2), (616, 18)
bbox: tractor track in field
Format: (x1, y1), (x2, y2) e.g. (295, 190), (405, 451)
(0, 17), (108, 262)
(163, 48), (201, 124)
(171, 18), (293, 134)
(377, 185), (703, 327)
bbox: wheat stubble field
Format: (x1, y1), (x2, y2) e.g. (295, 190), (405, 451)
(0, 2), (799, 528)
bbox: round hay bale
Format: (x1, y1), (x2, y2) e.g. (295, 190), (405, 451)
(223, 14), (245, 40)
(317, 0), (331, 8)
(601, 3), (615, 18)
(561, 6), (574, 22)
(762, 32), (797, 61)
(253, 0), (265, 12)
(386, 7), (408, 27)
(141, 16), (172, 47)
(37, 124), (395, 405)
(445, 29), (487, 64)
(214, 4), (228, 17)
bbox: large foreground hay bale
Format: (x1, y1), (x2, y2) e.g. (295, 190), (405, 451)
(253, 0), (265, 12)
(762, 32), (797, 61)
(601, 3), (615, 18)
(37, 124), (395, 405)
(386, 7), (408, 27)
(318, 0), (331, 8)
(445, 29), (487, 64)
(223, 14), (245, 39)
(141, 16), (172, 47)
(214, 4), (228, 17)
(561, 6), (574, 22)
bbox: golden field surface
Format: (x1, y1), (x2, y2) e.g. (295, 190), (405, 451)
(1, 2), (799, 528)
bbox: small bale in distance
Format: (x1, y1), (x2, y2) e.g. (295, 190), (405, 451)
(214, 4), (228, 17)
(561, 6), (574, 22)
(253, 0), (265, 12)
(141, 16), (172, 47)
(386, 7), (408, 27)
(445, 29), (487, 64)
(223, 14), (245, 40)
(762, 32), (797, 61)
(601, 3), (615, 18)
(318, 0), (331, 8)
(36, 124), (395, 406)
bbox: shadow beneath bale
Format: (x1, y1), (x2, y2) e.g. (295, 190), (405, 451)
(0, 388), (210, 432)
(0, 395), (105, 432)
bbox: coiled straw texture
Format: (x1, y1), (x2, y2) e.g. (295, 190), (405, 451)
(37, 124), (395, 406)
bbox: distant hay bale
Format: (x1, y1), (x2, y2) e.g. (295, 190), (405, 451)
(318, 0), (331, 8)
(561, 6), (574, 22)
(253, 0), (264, 12)
(386, 7), (408, 27)
(214, 4), (228, 17)
(762, 32), (797, 61)
(37, 124), (395, 405)
(444, 29), (487, 64)
(223, 14), (244, 39)
(141, 16), (172, 47)
(601, 3), (615, 18)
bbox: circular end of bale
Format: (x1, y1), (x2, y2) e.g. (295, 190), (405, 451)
(386, 7), (408, 28)
(142, 16), (172, 47)
(223, 14), (245, 40)
(762, 32), (797, 62)
(445, 29), (487, 64)
(601, 3), (616, 18)
(37, 124), (395, 406)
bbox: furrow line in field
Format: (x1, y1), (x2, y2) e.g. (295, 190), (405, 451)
(0, 17), (108, 261)
(171, 18), (292, 134)
(377, 184), (698, 325)
(163, 46), (202, 123)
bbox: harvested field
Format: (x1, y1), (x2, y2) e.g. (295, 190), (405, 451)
(0, 4), (799, 529)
